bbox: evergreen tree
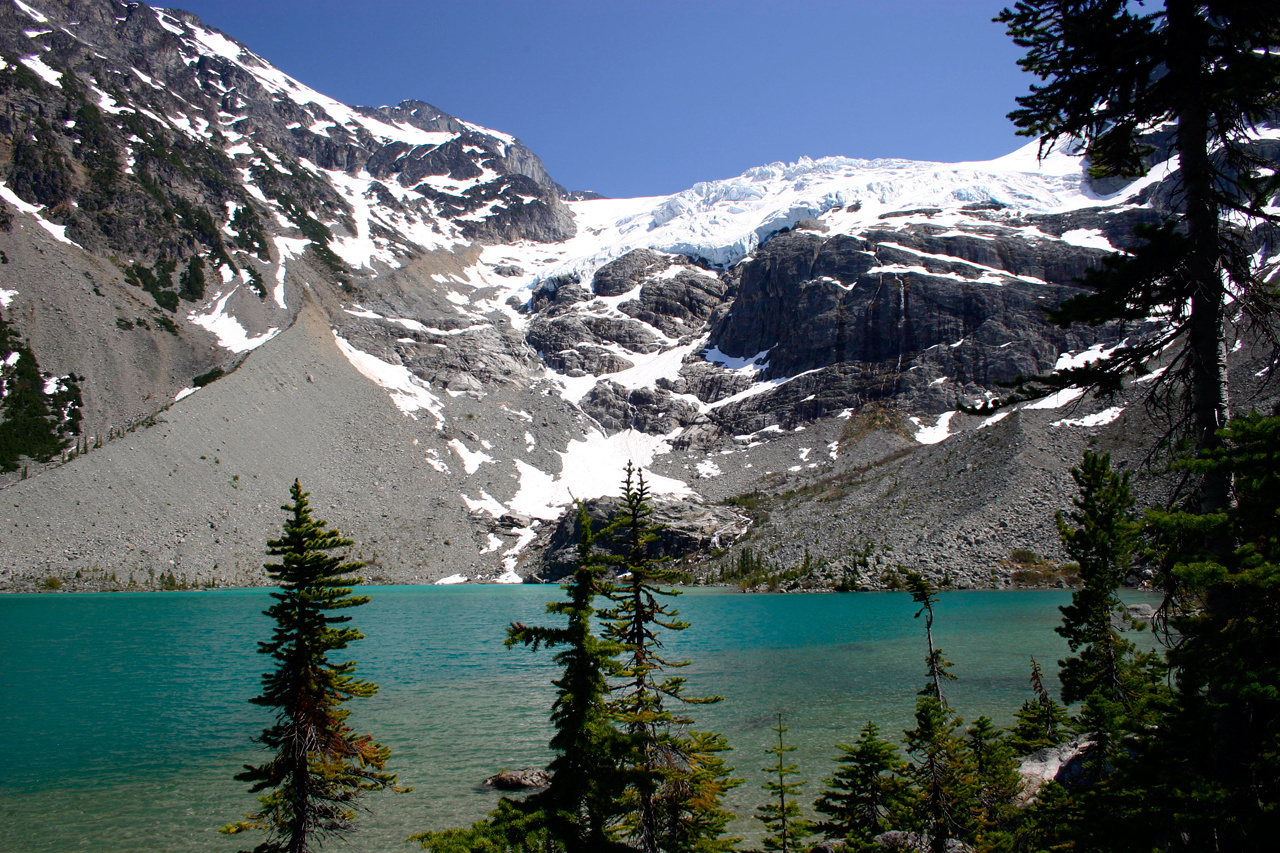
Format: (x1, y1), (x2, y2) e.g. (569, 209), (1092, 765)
(906, 573), (955, 709)
(651, 730), (741, 853)
(812, 721), (914, 851)
(964, 717), (1023, 851)
(996, 1), (1280, 515)
(600, 464), (730, 853)
(505, 502), (629, 853)
(1135, 412), (1280, 850)
(756, 714), (813, 853)
(0, 314), (81, 471)
(902, 698), (971, 853)
(902, 573), (973, 853)
(222, 480), (399, 853)
(1055, 451), (1142, 707)
(1005, 657), (1073, 757)
(179, 256), (206, 301)
(1055, 451), (1166, 782)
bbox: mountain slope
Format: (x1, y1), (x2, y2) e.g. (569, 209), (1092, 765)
(1, 0), (1275, 592)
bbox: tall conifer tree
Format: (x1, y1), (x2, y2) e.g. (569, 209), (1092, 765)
(506, 502), (628, 853)
(1137, 413), (1280, 850)
(996, 0), (1280, 514)
(1005, 657), (1072, 757)
(223, 480), (399, 853)
(601, 464), (734, 853)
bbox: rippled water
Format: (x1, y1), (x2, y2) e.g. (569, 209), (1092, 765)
(0, 586), (1161, 851)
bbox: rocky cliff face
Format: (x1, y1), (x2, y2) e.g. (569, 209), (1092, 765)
(0, 0), (1275, 593)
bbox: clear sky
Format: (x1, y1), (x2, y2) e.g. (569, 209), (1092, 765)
(165, 0), (1033, 199)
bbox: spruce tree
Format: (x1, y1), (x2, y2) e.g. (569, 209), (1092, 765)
(964, 717), (1023, 850)
(0, 314), (81, 471)
(906, 573), (955, 708)
(1005, 657), (1072, 757)
(812, 721), (914, 851)
(222, 480), (399, 853)
(600, 464), (730, 853)
(1136, 412), (1280, 849)
(651, 730), (741, 853)
(505, 502), (628, 853)
(756, 714), (813, 853)
(1055, 451), (1141, 705)
(902, 573), (973, 853)
(1055, 451), (1165, 780)
(903, 697), (971, 853)
(996, 1), (1280, 515)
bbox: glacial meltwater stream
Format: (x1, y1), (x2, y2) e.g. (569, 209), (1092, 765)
(0, 586), (1161, 851)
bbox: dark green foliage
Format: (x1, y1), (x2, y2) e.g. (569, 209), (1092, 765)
(506, 503), (627, 853)
(652, 730), (741, 853)
(756, 714), (813, 853)
(296, 213), (348, 279)
(813, 721), (914, 850)
(193, 366), (225, 388)
(152, 314), (179, 336)
(0, 315), (81, 471)
(125, 261), (180, 312)
(179, 257), (206, 302)
(230, 203), (272, 259)
(601, 464), (733, 853)
(9, 124), (73, 209)
(222, 480), (399, 852)
(1054, 451), (1144, 706)
(246, 160), (348, 280)
(411, 799), (557, 853)
(247, 267), (269, 299)
(996, 1), (1280, 513)
(1055, 451), (1165, 782)
(1133, 413), (1280, 849)
(1005, 658), (1072, 757)
(964, 717), (1022, 848)
(903, 697), (971, 853)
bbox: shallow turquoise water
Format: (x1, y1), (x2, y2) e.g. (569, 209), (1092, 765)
(0, 586), (1161, 851)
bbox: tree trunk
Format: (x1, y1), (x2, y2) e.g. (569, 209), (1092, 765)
(1167, 0), (1231, 516)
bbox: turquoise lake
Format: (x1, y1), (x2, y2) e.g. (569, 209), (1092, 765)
(0, 586), (1162, 851)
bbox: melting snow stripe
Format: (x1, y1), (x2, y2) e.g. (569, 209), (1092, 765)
(332, 332), (444, 426)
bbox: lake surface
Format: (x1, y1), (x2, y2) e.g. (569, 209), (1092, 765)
(0, 586), (1161, 851)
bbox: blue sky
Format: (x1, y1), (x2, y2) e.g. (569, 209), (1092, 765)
(167, 1), (1031, 199)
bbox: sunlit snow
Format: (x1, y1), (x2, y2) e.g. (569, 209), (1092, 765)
(188, 289), (279, 353)
(1025, 388), (1087, 409)
(911, 411), (957, 444)
(448, 438), (495, 475)
(507, 429), (691, 520)
(332, 332), (444, 425)
(1053, 406), (1125, 428)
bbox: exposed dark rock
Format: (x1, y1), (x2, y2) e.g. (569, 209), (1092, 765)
(526, 314), (663, 361)
(708, 229), (1121, 388)
(579, 381), (703, 434)
(591, 248), (673, 296)
(544, 346), (634, 376)
(619, 269), (729, 337)
(534, 495), (750, 581)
